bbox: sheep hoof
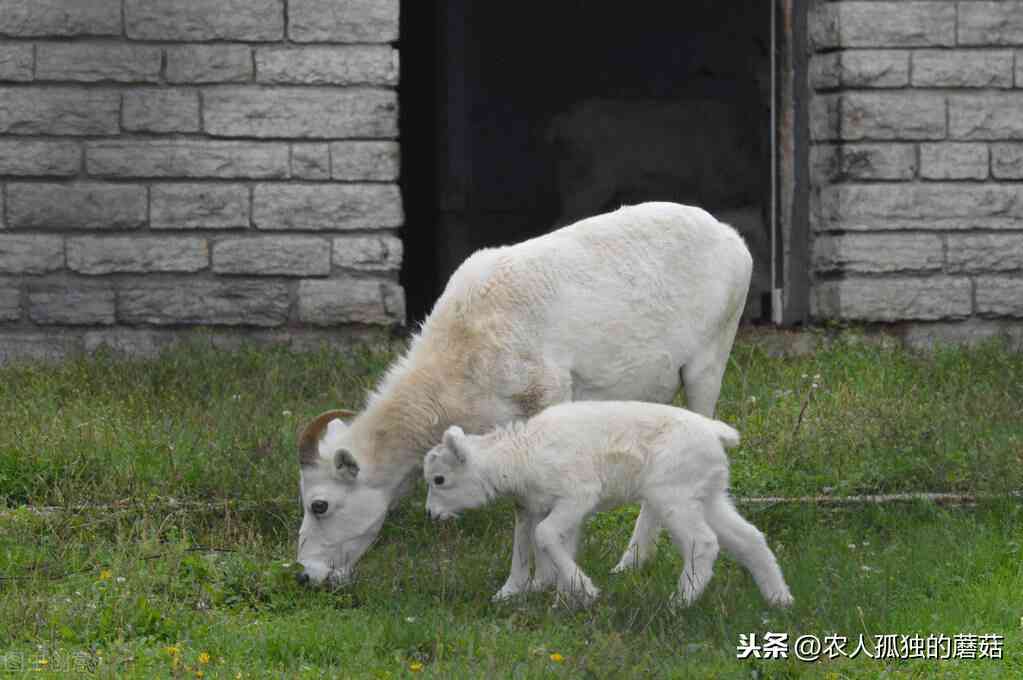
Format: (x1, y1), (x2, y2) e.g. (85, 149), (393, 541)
(767, 589), (794, 608)
(492, 584), (527, 602)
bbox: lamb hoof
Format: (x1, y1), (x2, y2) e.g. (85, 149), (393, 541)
(669, 590), (698, 611)
(767, 589), (794, 608)
(551, 587), (600, 609)
(610, 553), (646, 575)
(492, 585), (526, 602)
(574, 584), (601, 608)
(526, 578), (554, 593)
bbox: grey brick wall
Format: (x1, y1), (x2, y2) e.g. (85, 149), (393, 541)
(0, 0), (403, 362)
(809, 1), (1023, 345)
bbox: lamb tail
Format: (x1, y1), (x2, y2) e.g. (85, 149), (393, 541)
(709, 420), (741, 450)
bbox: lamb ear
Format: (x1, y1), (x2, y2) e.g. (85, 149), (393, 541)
(297, 409), (357, 466)
(334, 448), (360, 480)
(443, 425), (470, 464)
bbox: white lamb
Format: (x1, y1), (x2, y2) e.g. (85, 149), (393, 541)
(424, 401), (794, 608)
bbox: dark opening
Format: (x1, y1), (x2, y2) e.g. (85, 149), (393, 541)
(400, 1), (775, 324)
(397, 0), (441, 325)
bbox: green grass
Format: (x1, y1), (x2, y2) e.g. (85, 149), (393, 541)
(1, 331), (1021, 678)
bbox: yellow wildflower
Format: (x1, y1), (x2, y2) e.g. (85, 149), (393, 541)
(549, 653), (565, 663)
(196, 671), (204, 679)
(98, 569), (112, 581)
(163, 645), (181, 669)
(409, 661), (424, 672)
(198, 652), (211, 665)
(37, 659), (49, 666)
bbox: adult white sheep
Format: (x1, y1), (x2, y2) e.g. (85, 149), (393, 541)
(296, 202), (752, 587)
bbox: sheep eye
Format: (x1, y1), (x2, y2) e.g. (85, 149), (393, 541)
(433, 475), (445, 486)
(311, 500), (328, 515)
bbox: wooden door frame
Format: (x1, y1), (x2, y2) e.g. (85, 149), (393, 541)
(777, 0), (812, 325)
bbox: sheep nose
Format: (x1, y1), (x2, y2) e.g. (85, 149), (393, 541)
(296, 571), (310, 585)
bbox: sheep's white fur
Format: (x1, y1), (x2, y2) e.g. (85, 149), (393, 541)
(297, 202), (752, 585)
(424, 402), (793, 608)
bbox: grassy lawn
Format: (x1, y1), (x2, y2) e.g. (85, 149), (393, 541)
(1, 331), (1021, 678)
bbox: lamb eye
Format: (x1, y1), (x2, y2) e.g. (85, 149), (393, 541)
(311, 500), (328, 515)
(433, 475), (445, 486)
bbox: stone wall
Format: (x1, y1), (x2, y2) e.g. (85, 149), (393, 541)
(0, 0), (404, 362)
(809, 1), (1023, 346)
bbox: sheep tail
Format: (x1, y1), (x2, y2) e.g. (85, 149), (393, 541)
(708, 420), (741, 450)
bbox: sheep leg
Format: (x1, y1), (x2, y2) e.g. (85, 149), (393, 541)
(532, 518), (579, 590)
(493, 507), (539, 601)
(681, 306), (742, 417)
(648, 491), (719, 608)
(611, 503), (660, 573)
(534, 505), (599, 606)
(705, 493), (793, 607)
(681, 358), (726, 418)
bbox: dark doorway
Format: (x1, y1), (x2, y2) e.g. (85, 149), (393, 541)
(400, 1), (777, 324)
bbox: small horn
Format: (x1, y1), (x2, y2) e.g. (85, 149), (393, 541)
(298, 409), (357, 465)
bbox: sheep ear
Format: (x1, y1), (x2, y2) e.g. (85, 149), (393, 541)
(334, 448), (360, 480)
(443, 425), (470, 464)
(297, 409), (357, 466)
